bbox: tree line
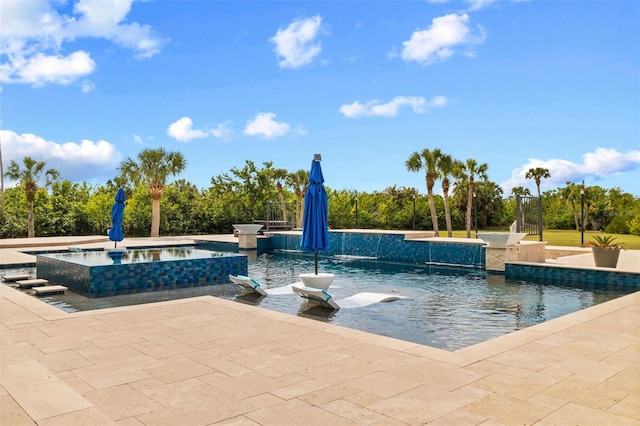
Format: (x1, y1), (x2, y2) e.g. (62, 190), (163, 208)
(1, 148), (639, 239)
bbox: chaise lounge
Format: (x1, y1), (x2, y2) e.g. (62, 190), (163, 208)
(229, 274), (268, 296)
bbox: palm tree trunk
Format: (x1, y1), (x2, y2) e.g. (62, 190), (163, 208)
(277, 189), (288, 223)
(296, 196), (304, 228)
(151, 197), (161, 237)
(443, 191), (452, 237)
(427, 190), (439, 237)
(28, 199), (35, 238)
(465, 186), (473, 238)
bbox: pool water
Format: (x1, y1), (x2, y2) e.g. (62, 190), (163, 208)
(40, 247), (234, 266)
(3, 251), (635, 350)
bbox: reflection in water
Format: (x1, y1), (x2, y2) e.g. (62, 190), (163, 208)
(298, 303), (339, 321)
(234, 292), (266, 305)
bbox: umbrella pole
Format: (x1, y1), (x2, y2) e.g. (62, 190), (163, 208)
(315, 252), (318, 275)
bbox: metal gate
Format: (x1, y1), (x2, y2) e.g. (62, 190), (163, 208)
(254, 201), (296, 232)
(516, 195), (543, 241)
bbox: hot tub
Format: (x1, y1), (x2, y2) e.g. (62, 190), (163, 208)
(36, 247), (247, 297)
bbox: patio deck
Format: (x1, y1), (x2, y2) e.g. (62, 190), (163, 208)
(1, 236), (638, 425)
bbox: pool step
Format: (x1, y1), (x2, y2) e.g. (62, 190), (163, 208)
(33, 285), (67, 296)
(2, 273), (31, 282)
(17, 279), (49, 289)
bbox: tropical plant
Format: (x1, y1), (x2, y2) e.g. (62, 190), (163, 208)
(437, 153), (456, 237)
(560, 182), (583, 231)
(510, 186), (531, 197)
(455, 158), (488, 238)
(118, 148), (186, 237)
(4, 156), (60, 237)
(270, 167), (290, 223)
(406, 148), (441, 236)
(287, 169), (308, 228)
(208, 160), (279, 231)
(583, 235), (625, 250)
(525, 167), (551, 196)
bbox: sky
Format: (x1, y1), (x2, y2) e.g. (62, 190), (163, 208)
(1, 0), (639, 197)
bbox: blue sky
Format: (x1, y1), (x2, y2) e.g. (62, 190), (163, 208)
(1, 0), (639, 196)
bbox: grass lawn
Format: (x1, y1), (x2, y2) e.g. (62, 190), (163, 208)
(449, 229), (640, 250)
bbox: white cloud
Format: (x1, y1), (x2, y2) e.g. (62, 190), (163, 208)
(426, 0), (497, 10)
(210, 122), (233, 139)
(167, 117), (233, 142)
(339, 95), (448, 118)
(466, 0), (497, 11)
(17, 51), (96, 86)
(0, 0), (165, 87)
(69, 0), (165, 59)
(244, 112), (296, 138)
(0, 129), (121, 183)
(167, 117), (209, 142)
(502, 148), (640, 192)
(270, 15), (323, 68)
(401, 13), (486, 65)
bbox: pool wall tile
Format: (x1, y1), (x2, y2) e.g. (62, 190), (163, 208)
(267, 232), (485, 268)
(37, 252), (248, 297)
(506, 263), (640, 289)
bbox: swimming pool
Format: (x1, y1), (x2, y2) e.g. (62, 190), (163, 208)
(4, 250), (635, 350)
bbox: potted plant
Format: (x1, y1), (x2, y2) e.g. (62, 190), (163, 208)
(583, 235), (625, 268)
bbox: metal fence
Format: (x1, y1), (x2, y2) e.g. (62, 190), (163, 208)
(516, 195), (543, 241)
(254, 201), (296, 232)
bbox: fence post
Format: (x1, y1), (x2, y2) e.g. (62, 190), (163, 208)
(538, 196), (543, 242)
(516, 195), (522, 233)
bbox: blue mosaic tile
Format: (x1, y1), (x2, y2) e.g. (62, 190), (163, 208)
(37, 251), (248, 298)
(506, 263), (640, 289)
(266, 232), (485, 268)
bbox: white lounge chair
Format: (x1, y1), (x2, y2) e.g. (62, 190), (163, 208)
(292, 283), (340, 310)
(229, 274), (268, 296)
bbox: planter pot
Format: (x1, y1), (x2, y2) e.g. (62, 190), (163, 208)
(591, 247), (621, 268)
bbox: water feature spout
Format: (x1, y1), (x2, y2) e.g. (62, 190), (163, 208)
(477, 232), (527, 247)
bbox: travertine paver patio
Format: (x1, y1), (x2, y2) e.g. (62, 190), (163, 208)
(1, 237), (639, 425)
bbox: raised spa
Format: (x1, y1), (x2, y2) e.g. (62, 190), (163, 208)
(36, 247), (247, 297)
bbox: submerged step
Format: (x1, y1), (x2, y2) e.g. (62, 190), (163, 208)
(17, 279), (49, 289)
(2, 273), (31, 282)
(33, 285), (67, 296)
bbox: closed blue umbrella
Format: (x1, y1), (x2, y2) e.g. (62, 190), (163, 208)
(300, 155), (329, 274)
(108, 187), (126, 248)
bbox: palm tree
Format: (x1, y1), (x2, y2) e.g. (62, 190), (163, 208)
(118, 148), (186, 237)
(5, 156), (60, 237)
(436, 153), (456, 237)
(510, 186), (531, 197)
(561, 181), (581, 231)
(455, 158), (488, 238)
(525, 167), (551, 196)
(286, 169), (308, 228)
(406, 148), (441, 236)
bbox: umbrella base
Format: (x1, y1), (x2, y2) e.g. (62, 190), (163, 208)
(299, 273), (335, 290)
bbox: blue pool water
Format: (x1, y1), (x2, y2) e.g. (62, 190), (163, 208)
(4, 251), (635, 350)
(40, 247), (235, 266)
